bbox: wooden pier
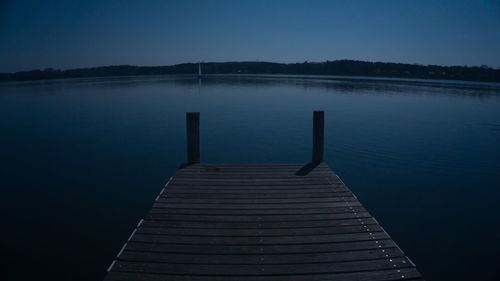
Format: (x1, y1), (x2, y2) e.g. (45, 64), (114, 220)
(104, 112), (423, 281)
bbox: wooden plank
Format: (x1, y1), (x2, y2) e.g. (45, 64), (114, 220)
(152, 201), (360, 209)
(145, 212), (373, 222)
(169, 179), (341, 185)
(129, 231), (388, 245)
(135, 224), (382, 236)
(175, 170), (333, 175)
(156, 196), (358, 204)
(172, 177), (339, 182)
(173, 173), (336, 177)
(163, 191), (354, 199)
(124, 239), (396, 254)
(152, 201), (362, 209)
(184, 163), (321, 166)
(164, 184), (347, 190)
(106, 268), (422, 281)
(148, 206), (367, 215)
(110, 256), (412, 275)
(175, 169), (332, 174)
(164, 188), (348, 194)
(140, 217), (378, 229)
(117, 247), (404, 264)
(165, 185), (348, 191)
(174, 171), (334, 177)
(175, 168), (334, 174)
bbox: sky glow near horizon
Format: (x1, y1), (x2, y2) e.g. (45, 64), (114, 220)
(1, 0), (500, 72)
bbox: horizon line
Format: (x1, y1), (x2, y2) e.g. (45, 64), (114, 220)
(4, 58), (499, 74)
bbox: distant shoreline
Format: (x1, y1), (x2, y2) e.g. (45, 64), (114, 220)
(1, 60), (499, 83)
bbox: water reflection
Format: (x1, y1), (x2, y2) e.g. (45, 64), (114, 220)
(0, 75), (499, 281)
(2, 75), (500, 99)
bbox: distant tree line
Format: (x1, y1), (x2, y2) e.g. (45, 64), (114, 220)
(1, 60), (499, 82)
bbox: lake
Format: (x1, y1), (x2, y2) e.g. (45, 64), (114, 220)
(0, 75), (499, 281)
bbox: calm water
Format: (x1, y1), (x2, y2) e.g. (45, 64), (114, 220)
(1, 75), (499, 281)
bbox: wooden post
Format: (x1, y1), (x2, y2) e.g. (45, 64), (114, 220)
(186, 112), (200, 164)
(312, 111), (324, 163)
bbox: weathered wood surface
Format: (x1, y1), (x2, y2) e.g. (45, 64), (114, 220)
(312, 111), (325, 163)
(186, 112), (200, 164)
(105, 163), (423, 281)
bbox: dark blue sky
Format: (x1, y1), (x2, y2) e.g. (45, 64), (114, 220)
(1, 0), (499, 72)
